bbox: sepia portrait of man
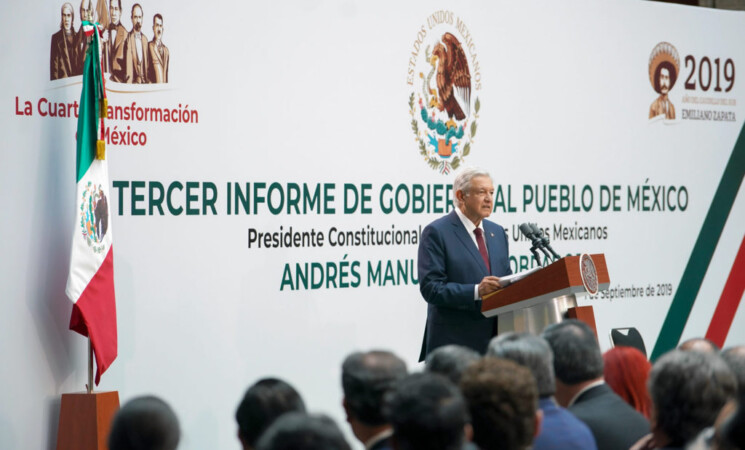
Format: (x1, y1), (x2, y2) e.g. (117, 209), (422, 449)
(77, 0), (96, 69)
(148, 14), (169, 83)
(103, 0), (127, 81)
(124, 3), (150, 84)
(648, 42), (680, 120)
(50, 2), (80, 80)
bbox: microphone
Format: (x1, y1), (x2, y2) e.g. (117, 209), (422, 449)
(519, 223), (543, 265)
(529, 223), (561, 261)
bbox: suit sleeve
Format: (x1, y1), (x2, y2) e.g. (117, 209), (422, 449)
(418, 224), (480, 312)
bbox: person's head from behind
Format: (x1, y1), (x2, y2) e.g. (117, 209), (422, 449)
(341, 350), (407, 434)
(603, 346), (652, 419)
(679, 337), (719, 353)
(384, 372), (470, 450)
(542, 319), (603, 385)
(425, 344), (480, 385)
(255, 412), (351, 450)
(460, 357), (540, 450)
(649, 349), (736, 447)
(488, 332), (555, 398)
(235, 378), (306, 450)
(108, 396), (179, 450)
(721, 345), (745, 393)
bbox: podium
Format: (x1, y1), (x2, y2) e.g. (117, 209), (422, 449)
(482, 254), (610, 335)
(56, 391), (120, 450)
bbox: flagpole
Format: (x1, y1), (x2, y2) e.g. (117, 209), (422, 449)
(88, 338), (94, 394)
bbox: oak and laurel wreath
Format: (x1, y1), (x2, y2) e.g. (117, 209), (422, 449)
(408, 92), (480, 172)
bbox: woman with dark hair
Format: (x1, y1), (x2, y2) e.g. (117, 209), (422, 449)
(603, 346), (652, 419)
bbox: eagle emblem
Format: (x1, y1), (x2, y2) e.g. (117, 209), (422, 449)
(409, 27), (480, 174)
(79, 181), (109, 254)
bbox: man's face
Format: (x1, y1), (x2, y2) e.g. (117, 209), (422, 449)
(132, 6), (143, 32)
(62, 5), (73, 31)
(660, 68), (671, 94)
(458, 175), (494, 224)
(153, 17), (163, 41)
(80, 0), (92, 22)
(109, 1), (120, 25)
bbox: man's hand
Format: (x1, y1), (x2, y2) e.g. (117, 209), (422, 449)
(478, 276), (503, 298)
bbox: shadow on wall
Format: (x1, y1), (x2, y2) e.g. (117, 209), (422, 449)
(26, 108), (85, 450)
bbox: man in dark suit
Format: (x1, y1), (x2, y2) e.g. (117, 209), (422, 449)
(103, 0), (127, 82)
(341, 350), (407, 450)
(124, 3), (149, 83)
(147, 14), (169, 83)
(418, 167), (511, 361)
(489, 332), (597, 450)
(542, 320), (649, 450)
(50, 2), (79, 80)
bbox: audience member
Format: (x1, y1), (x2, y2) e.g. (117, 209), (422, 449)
(542, 319), (649, 450)
(721, 345), (745, 391)
(636, 350), (737, 449)
(108, 395), (180, 450)
(603, 345), (653, 419)
(717, 392), (745, 449)
(425, 345), (480, 385)
(489, 332), (596, 449)
(255, 412), (351, 450)
(235, 378), (306, 450)
(678, 337), (720, 353)
(341, 350), (407, 450)
(384, 372), (471, 450)
(459, 357), (540, 450)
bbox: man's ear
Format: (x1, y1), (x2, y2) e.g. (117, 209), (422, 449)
(342, 397), (352, 422)
(237, 429), (250, 450)
(464, 423), (474, 442)
(533, 409), (544, 438)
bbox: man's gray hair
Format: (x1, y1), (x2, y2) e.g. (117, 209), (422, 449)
(541, 319), (603, 384)
(649, 349), (736, 445)
(488, 332), (556, 398)
(424, 345), (481, 385)
(453, 167), (491, 208)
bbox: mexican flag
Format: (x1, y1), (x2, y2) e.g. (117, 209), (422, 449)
(65, 21), (117, 386)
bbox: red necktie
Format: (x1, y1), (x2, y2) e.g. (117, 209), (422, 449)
(473, 228), (491, 273)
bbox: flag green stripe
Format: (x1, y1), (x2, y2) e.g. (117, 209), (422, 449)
(75, 23), (103, 183)
(651, 122), (745, 360)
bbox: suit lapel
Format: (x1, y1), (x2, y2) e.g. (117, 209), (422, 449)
(448, 211), (488, 276)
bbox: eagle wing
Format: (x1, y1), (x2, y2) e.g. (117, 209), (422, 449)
(443, 33), (471, 119)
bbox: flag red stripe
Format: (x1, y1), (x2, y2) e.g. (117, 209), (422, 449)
(69, 245), (117, 385)
(705, 235), (745, 347)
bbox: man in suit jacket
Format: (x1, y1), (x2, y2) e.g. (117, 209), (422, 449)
(418, 167), (511, 361)
(103, 0), (127, 82)
(147, 14), (169, 83)
(50, 3), (79, 80)
(489, 332), (597, 450)
(543, 320), (650, 450)
(124, 3), (149, 84)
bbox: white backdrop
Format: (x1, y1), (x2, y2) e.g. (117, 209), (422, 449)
(1, 1), (744, 449)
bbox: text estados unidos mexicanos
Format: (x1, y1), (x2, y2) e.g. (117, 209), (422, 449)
(110, 181), (689, 216)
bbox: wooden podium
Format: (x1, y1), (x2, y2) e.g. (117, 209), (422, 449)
(56, 391), (120, 450)
(482, 254), (610, 335)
